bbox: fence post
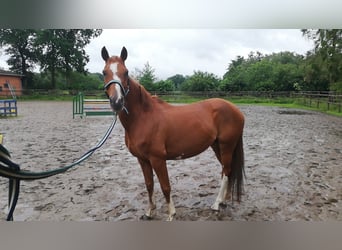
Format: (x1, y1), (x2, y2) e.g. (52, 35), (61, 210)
(309, 95), (312, 107)
(72, 92), (84, 119)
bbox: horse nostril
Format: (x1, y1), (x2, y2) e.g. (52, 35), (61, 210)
(109, 96), (124, 111)
(109, 97), (115, 105)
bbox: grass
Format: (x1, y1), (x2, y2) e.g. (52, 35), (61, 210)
(159, 94), (342, 117)
(293, 98), (342, 117)
(2, 92), (341, 117)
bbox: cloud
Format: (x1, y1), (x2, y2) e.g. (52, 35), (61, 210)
(0, 29), (313, 79)
(86, 29), (313, 80)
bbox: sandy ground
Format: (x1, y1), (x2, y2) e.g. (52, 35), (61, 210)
(0, 101), (341, 221)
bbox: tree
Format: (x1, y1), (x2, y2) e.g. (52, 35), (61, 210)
(0, 29), (103, 90)
(31, 71), (103, 90)
(220, 55), (248, 91)
(273, 63), (303, 91)
(154, 79), (175, 92)
(136, 62), (156, 91)
(302, 29), (342, 90)
(0, 29), (38, 88)
(266, 52), (304, 91)
(182, 71), (219, 91)
(35, 29), (102, 89)
(301, 51), (330, 91)
(221, 51), (305, 91)
(167, 74), (186, 89)
(246, 60), (275, 91)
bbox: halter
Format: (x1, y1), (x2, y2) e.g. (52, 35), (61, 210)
(104, 78), (130, 97)
(104, 78), (130, 114)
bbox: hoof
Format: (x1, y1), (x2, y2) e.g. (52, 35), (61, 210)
(166, 213), (176, 221)
(211, 203), (219, 211)
(140, 214), (153, 221)
(211, 202), (226, 211)
(219, 203), (227, 209)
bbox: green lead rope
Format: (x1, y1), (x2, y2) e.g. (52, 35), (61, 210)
(0, 114), (117, 221)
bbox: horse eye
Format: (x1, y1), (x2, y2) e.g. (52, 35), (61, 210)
(102, 70), (106, 76)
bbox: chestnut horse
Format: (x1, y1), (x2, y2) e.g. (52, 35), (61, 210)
(102, 46), (245, 221)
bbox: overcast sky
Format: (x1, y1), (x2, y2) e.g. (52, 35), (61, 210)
(86, 29), (313, 80)
(0, 29), (314, 80)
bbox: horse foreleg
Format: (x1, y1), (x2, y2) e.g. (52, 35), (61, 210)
(167, 197), (176, 221)
(138, 159), (156, 220)
(150, 158), (176, 221)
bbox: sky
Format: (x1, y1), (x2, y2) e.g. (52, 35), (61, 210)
(0, 29), (314, 80)
(85, 29), (314, 80)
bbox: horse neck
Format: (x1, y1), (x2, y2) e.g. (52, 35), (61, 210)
(118, 77), (153, 129)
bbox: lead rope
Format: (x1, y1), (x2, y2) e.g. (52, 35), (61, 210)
(0, 114), (117, 221)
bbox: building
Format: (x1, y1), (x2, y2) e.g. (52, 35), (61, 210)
(0, 70), (23, 98)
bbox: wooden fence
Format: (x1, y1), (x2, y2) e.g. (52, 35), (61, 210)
(293, 91), (342, 113)
(3, 89), (342, 113)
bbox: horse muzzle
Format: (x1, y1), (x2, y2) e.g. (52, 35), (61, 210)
(109, 94), (125, 112)
(104, 79), (129, 113)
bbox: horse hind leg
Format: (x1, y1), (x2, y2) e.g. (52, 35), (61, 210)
(138, 159), (156, 220)
(211, 141), (233, 211)
(211, 135), (245, 211)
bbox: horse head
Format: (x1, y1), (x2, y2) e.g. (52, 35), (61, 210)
(101, 46), (129, 112)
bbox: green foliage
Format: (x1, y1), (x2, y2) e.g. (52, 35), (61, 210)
(220, 51), (305, 91)
(181, 71), (219, 91)
(273, 61), (303, 91)
(136, 62), (156, 91)
(0, 29), (37, 88)
(35, 29), (102, 88)
(31, 72), (53, 89)
(154, 79), (175, 92)
(0, 29), (102, 89)
(300, 51), (330, 90)
(57, 72), (103, 90)
(167, 74), (186, 89)
(221, 30), (342, 92)
(302, 29), (342, 90)
(31, 71), (103, 90)
(1, 29), (340, 93)
(330, 81), (342, 92)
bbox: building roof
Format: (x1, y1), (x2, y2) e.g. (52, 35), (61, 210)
(0, 69), (23, 77)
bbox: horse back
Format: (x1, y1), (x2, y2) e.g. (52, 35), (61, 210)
(171, 98), (244, 127)
(208, 98), (244, 127)
(158, 98), (244, 159)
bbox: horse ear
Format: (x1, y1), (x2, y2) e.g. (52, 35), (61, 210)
(120, 46), (128, 62)
(101, 46), (109, 61)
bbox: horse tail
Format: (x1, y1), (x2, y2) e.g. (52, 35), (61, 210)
(229, 134), (245, 202)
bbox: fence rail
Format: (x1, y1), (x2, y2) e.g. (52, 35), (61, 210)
(1, 89), (342, 113)
(153, 90), (295, 98)
(293, 91), (342, 113)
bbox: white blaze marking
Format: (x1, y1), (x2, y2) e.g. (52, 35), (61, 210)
(115, 84), (122, 99)
(110, 62), (123, 100)
(211, 175), (228, 211)
(110, 62), (120, 81)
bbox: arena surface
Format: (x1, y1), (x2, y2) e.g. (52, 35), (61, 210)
(0, 101), (341, 221)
